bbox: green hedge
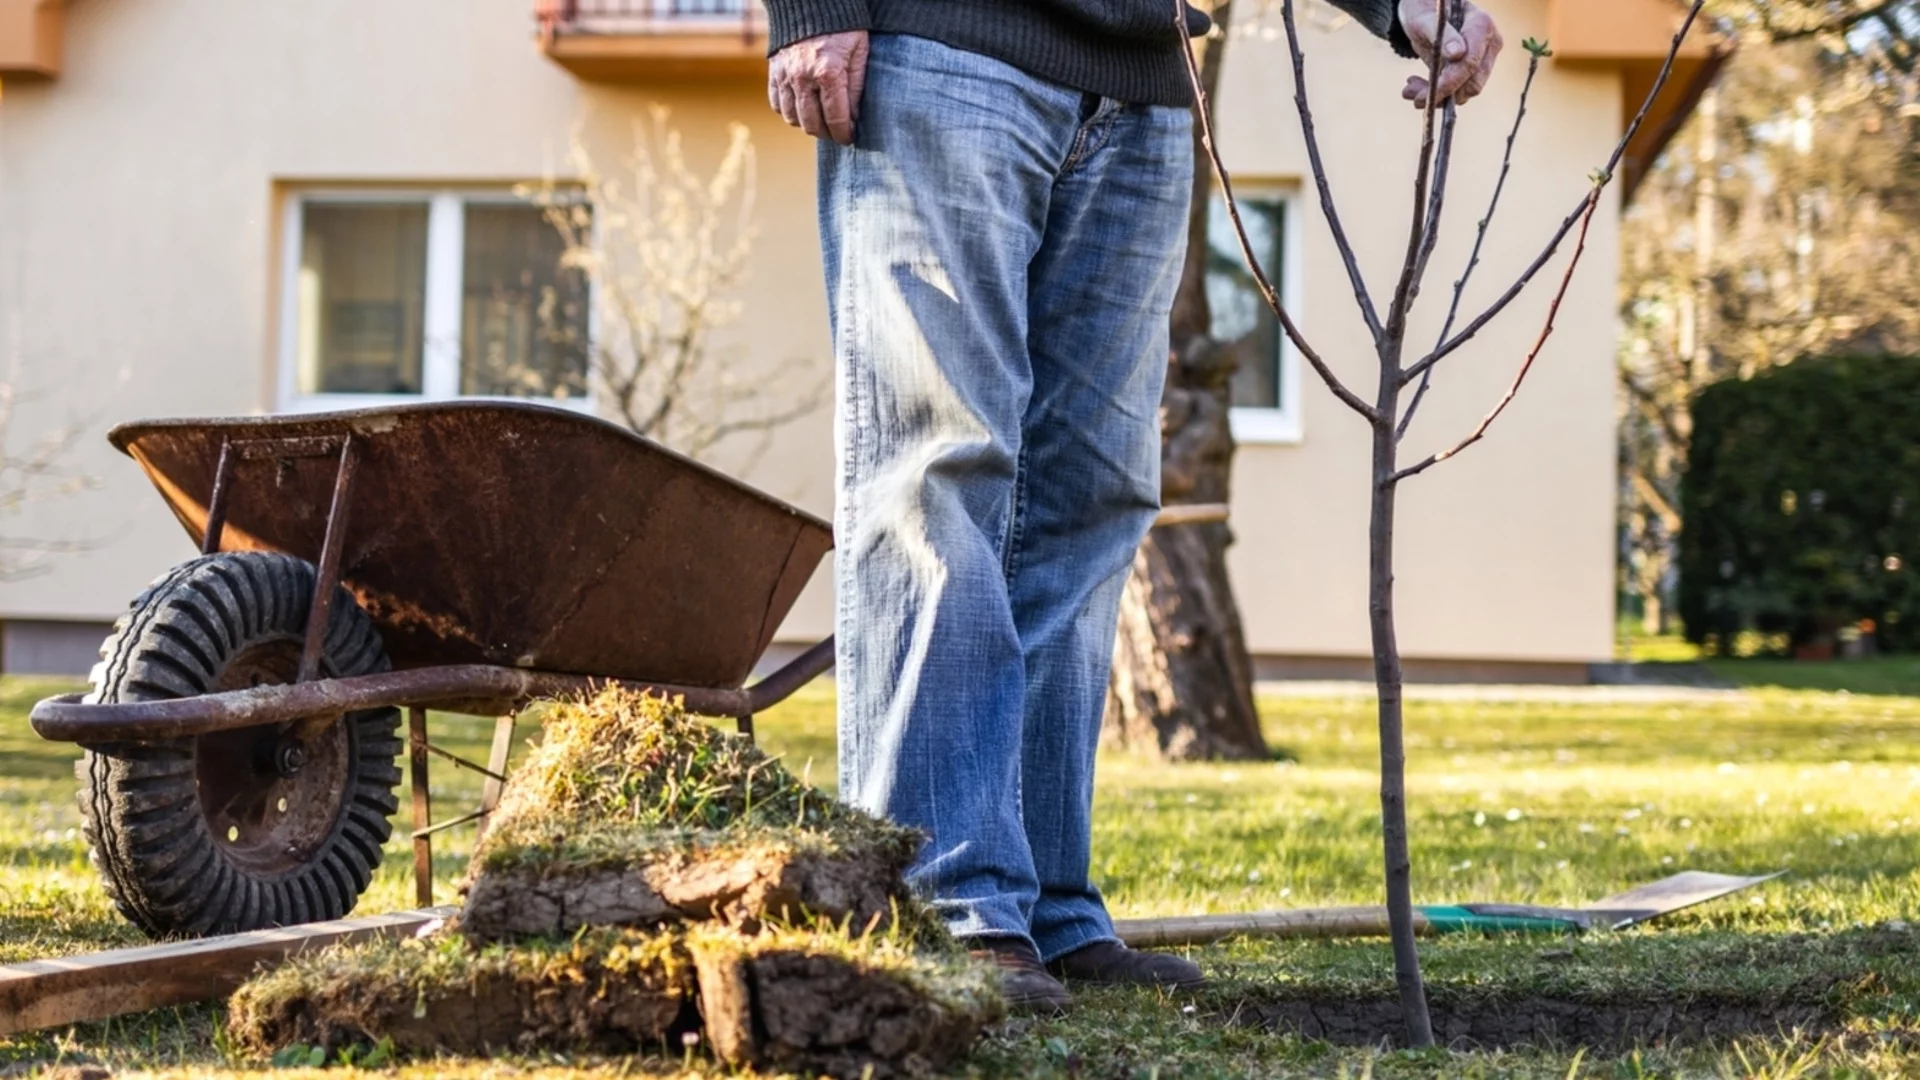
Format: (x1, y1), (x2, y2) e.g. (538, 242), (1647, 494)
(1679, 355), (1920, 654)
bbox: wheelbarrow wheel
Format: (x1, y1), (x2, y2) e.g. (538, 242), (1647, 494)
(76, 552), (402, 938)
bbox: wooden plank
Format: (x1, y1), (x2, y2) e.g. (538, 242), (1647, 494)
(472, 713), (517, 846)
(0, 907), (456, 1037)
(1114, 906), (1431, 948)
(1152, 503), (1231, 529)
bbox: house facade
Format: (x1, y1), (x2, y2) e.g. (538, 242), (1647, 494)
(0, 0), (1715, 680)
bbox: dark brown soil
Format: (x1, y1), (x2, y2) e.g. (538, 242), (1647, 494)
(694, 943), (1001, 1079)
(1223, 993), (1841, 1051)
(461, 845), (910, 943)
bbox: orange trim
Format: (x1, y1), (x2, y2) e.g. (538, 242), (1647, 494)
(0, 0), (62, 79)
(540, 31), (767, 82)
(1549, 0), (1717, 62)
(1547, 0), (1729, 203)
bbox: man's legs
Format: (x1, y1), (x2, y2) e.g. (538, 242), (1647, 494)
(819, 33), (1086, 949)
(1016, 97), (1193, 963)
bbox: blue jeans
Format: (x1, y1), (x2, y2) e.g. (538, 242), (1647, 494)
(819, 34), (1193, 961)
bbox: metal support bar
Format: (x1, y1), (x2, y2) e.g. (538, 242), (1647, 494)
(33, 638), (843, 743)
(409, 706), (432, 908)
(297, 436), (359, 686)
(410, 809), (486, 841)
(200, 439), (235, 555)
(420, 740), (509, 785)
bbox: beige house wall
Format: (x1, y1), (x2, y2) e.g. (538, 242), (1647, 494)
(0, 0), (1622, 671)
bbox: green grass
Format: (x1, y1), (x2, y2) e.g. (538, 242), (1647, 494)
(3, 676), (1918, 1077)
(1620, 626), (1920, 696)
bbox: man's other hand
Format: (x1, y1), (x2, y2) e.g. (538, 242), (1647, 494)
(1398, 0), (1503, 109)
(769, 31), (871, 146)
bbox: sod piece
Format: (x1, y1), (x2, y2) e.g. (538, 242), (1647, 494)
(688, 925), (1005, 1079)
(459, 689), (925, 942)
(226, 929), (694, 1057)
(463, 830), (916, 942)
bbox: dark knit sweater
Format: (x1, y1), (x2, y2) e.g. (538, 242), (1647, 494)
(764, 0), (1416, 107)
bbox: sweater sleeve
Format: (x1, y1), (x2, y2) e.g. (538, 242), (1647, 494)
(764, 0), (870, 55)
(1326, 0), (1418, 58)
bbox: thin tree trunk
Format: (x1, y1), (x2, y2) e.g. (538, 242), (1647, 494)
(1105, 0), (1267, 763)
(1370, 391), (1432, 1048)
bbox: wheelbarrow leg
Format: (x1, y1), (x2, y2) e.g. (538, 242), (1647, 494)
(297, 436), (359, 687)
(735, 714), (754, 740)
(473, 713), (517, 844)
(408, 706), (432, 907)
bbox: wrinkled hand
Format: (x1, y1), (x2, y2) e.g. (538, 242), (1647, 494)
(1398, 0), (1503, 109)
(768, 30), (870, 146)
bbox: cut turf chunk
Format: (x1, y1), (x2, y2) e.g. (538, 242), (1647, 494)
(689, 926), (1004, 1079)
(226, 929), (695, 1057)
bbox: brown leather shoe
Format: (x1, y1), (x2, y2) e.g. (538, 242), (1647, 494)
(1047, 940), (1207, 990)
(969, 937), (1073, 1015)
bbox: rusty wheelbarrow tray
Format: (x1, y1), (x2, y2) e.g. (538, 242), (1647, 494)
(29, 400), (836, 936)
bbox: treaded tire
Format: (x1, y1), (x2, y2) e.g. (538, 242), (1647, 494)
(77, 552), (402, 938)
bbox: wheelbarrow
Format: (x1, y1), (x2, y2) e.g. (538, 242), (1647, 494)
(28, 401), (837, 940)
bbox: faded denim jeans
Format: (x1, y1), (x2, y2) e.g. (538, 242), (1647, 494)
(820, 33), (1192, 961)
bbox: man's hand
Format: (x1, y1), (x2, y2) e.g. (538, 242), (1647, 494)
(1397, 0), (1503, 109)
(769, 31), (870, 146)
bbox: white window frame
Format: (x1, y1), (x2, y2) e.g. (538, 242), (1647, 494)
(277, 188), (594, 414)
(1223, 184), (1305, 446)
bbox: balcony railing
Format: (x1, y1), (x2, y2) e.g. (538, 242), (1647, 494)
(533, 0), (767, 79)
(533, 0), (764, 55)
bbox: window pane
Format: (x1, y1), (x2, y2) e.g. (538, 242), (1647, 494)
(460, 204), (590, 401)
(297, 203), (428, 395)
(1207, 195), (1286, 412)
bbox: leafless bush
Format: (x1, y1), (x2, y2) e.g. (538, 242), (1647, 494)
(520, 108), (824, 463)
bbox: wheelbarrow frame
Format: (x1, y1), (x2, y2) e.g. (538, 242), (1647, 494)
(29, 424), (837, 906)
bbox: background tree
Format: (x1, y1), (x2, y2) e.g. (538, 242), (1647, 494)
(0, 358), (97, 582)
(1106, 0), (1271, 763)
(523, 110), (823, 462)
(1618, 15), (1920, 636)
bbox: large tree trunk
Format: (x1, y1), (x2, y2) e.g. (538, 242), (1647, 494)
(1104, 3), (1268, 763)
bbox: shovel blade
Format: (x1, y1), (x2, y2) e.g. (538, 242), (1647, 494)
(1581, 870), (1784, 929)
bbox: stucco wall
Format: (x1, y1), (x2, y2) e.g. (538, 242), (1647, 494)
(0, 0), (1619, 668)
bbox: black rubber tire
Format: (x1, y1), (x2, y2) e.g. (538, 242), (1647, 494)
(77, 552), (402, 938)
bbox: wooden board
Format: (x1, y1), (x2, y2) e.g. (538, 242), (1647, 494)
(0, 906), (456, 1036)
(1114, 907), (1430, 948)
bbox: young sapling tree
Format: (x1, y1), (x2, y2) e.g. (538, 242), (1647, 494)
(1177, 0), (1709, 1045)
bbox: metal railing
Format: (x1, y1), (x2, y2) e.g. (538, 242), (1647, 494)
(534, 0), (765, 41)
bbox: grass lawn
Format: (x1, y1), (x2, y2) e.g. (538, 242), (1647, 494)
(1619, 628), (1920, 697)
(2, 674), (1918, 1078)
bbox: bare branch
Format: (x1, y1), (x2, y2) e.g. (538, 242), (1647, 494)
(1383, 1), (1462, 360)
(1280, 0), (1385, 344)
(1175, 0), (1378, 421)
(1403, 0), (1710, 384)
(1398, 51), (1542, 441)
(1392, 187), (1603, 482)
(525, 112), (813, 461)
